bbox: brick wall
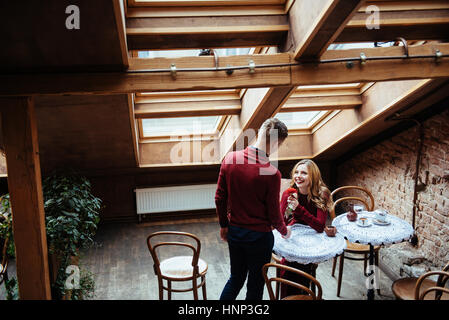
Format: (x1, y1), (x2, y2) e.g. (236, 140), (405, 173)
(336, 108), (449, 277)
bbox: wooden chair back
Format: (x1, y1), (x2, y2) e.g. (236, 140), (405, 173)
(262, 263), (322, 300)
(330, 197), (371, 221)
(418, 287), (449, 300)
(415, 262), (449, 300)
(147, 231), (202, 278)
(330, 186), (375, 221)
(415, 270), (449, 300)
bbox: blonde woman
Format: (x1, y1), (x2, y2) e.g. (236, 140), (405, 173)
(280, 159), (333, 232)
(279, 159), (333, 298)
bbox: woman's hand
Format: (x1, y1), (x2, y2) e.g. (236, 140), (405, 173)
(287, 194), (299, 210)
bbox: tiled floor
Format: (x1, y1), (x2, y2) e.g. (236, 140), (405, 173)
(0, 218), (396, 300)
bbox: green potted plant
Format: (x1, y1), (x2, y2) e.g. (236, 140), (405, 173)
(43, 170), (102, 300)
(0, 194), (18, 300)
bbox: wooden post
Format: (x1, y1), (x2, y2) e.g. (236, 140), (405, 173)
(0, 97), (51, 299)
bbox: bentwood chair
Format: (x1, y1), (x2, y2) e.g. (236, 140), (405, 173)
(271, 253), (318, 299)
(271, 253), (283, 299)
(392, 262), (449, 300)
(147, 231), (208, 300)
(330, 186), (381, 297)
(263, 263), (322, 300)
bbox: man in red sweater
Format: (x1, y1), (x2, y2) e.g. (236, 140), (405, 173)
(215, 118), (291, 300)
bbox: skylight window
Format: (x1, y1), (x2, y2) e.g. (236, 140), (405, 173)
(275, 111), (327, 129)
(328, 41), (395, 50)
(138, 48), (252, 58)
(129, 0), (286, 6)
(142, 116), (221, 137)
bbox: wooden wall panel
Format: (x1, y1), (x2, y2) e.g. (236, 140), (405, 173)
(277, 134), (313, 159)
(0, 0), (126, 73)
(89, 165), (221, 222)
(139, 139), (220, 165)
(34, 94), (137, 174)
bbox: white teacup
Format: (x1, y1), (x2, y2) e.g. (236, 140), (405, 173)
(354, 205), (364, 213)
(375, 209), (387, 222)
(359, 217), (368, 226)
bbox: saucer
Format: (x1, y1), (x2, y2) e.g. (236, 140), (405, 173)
(356, 219), (372, 227)
(373, 218), (390, 226)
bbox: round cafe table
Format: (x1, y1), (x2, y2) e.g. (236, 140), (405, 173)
(273, 223), (347, 265)
(332, 211), (414, 300)
(273, 223), (347, 295)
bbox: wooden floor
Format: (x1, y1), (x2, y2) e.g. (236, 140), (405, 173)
(82, 218), (395, 300)
(1, 217), (396, 300)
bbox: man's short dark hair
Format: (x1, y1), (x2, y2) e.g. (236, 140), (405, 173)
(260, 118), (288, 141)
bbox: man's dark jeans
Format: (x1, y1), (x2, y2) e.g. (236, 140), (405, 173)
(219, 230), (274, 300)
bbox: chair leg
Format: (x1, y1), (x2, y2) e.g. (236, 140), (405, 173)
(192, 276), (199, 300)
(363, 253), (369, 277)
(310, 264), (317, 296)
(275, 267), (280, 299)
(375, 250), (381, 295)
(158, 277), (164, 300)
(201, 275), (207, 300)
(167, 280), (172, 300)
(331, 256), (337, 277)
(337, 253), (344, 297)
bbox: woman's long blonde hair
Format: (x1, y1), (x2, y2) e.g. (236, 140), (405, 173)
(289, 159), (333, 211)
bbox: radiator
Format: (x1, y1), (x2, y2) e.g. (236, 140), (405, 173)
(135, 184), (217, 218)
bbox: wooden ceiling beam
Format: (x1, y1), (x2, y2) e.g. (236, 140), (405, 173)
(127, 0), (286, 7)
(113, 0), (130, 68)
(312, 79), (449, 160)
(360, 1), (449, 12)
(135, 99), (241, 118)
(291, 88), (362, 97)
(292, 42), (449, 85)
(126, 15), (289, 50)
(126, 5), (286, 18)
(1, 43), (448, 96)
(128, 94), (140, 166)
(135, 90), (239, 103)
(280, 95), (362, 112)
(337, 9), (449, 42)
(0, 97), (52, 299)
(285, 0), (365, 61)
(218, 85), (296, 159)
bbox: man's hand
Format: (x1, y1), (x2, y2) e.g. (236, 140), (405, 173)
(281, 226), (292, 239)
(220, 227), (228, 242)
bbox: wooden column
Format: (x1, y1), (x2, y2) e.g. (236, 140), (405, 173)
(0, 97), (51, 299)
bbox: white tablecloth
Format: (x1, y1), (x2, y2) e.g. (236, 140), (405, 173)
(331, 211), (414, 246)
(273, 223), (347, 264)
